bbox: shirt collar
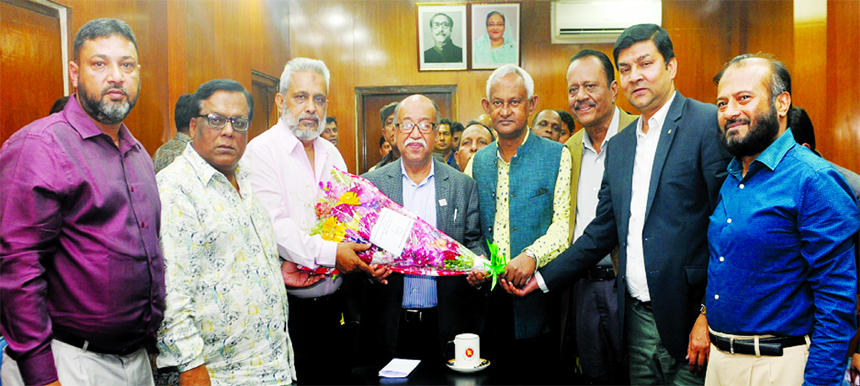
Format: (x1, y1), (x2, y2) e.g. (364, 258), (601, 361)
(401, 158), (436, 187)
(636, 91), (676, 137)
(727, 128), (796, 178)
(582, 107), (621, 152)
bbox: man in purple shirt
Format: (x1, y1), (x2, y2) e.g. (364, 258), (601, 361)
(0, 18), (164, 386)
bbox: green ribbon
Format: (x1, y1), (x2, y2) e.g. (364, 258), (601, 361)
(483, 240), (507, 291)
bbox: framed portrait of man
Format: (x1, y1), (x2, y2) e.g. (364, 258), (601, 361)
(417, 4), (468, 71)
(470, 3), (520, 70)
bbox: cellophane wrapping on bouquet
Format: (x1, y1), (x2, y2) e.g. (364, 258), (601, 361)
(302, 167), (491, 276)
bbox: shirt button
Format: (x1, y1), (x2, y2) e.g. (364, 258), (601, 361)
(141, 222), (146, 227)
(130, 187), (135, 192)
(719, 256), (724, 262)
(726, 218), (732, 224)
(412, 289), (417, 293)
(714, 294), (720, 300)
(739, 184), (744, 189)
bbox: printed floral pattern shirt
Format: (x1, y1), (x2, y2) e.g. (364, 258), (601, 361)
(156, 144), (296, 385)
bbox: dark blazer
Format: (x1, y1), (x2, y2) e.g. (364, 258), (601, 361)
(358, 158), (488, 364)
(424, 40), (463, 63)
(540, 92), (731, 361)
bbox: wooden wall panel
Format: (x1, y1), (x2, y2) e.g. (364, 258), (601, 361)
(0, 1), (65, 145)
(825, 0), (860, 172)
(166, 0), (187, 144)
(793, 0), (826, 158)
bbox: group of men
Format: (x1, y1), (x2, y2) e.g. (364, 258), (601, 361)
(0, 17), (858, 386)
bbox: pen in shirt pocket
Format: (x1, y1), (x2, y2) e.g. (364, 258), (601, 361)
(454, 208), (458, 222)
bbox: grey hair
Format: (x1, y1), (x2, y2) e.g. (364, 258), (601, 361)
(392, 96), (442, 127)
(485, 64), (534, 100)
(279, 57), (331, 94)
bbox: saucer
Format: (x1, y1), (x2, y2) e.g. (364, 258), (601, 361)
(446, 358), (490, 373)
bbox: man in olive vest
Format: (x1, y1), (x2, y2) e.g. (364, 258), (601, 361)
(464, 64), (572, 384)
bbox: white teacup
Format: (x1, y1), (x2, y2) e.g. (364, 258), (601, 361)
(450, 333), (480, 368)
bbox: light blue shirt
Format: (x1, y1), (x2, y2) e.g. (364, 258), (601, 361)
(401, 161), (438, 309)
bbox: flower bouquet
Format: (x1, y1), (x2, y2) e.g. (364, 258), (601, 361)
(303, 167), (499, 277)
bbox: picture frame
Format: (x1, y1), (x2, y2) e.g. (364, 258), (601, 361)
(417, 3), (468, 71)
(470, 3), (521, 70)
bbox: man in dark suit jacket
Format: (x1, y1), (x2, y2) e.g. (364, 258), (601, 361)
(359, 94), (487, 364)
(504, 24), (731, 385)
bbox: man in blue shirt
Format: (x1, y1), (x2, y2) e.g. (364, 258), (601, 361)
(707, 53), (859, 386)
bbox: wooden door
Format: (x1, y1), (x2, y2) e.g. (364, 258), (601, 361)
(1, 0), (66, 145)
(249, 70), (279, 141)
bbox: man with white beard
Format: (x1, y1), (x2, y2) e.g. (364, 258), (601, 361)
(244, 58), (385, 384)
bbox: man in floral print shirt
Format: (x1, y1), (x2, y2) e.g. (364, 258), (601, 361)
(156, 79), (320, 385)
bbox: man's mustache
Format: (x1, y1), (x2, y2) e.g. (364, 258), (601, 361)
(574, 100), (596, 111)
(723, 117), (750, 132)
(102, 84), (129, 96)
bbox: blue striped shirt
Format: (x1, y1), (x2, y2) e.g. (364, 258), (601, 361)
(401, 161), (438, 309)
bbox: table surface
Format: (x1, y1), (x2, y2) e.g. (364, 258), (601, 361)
(350, 358), (591, 385)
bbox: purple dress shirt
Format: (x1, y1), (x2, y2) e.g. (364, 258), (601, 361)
(0, 94), (165, 386)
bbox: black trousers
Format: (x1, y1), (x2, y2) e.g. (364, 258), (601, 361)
(482, 287), (562, 385)
(394, 307), (442, 362)
(287, 291), (353, 385)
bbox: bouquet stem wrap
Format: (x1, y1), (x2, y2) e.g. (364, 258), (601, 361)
(304, 167), (491, 276)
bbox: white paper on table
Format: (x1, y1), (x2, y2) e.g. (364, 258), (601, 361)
(369, 208), (414, 257)
(378, 358), (421, 378)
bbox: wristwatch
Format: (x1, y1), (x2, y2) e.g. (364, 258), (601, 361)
(699, 304), (707, 316)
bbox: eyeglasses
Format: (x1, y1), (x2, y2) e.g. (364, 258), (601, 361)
(431, 22), (452, 29)
(195, 113), (250, 133)
(397, 121), (436, 133)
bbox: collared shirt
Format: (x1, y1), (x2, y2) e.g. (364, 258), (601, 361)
(574, 107), (621, 267)
(153, 131), (192, 174)
(464, 130), (572, 267)
(708, 129), (858, 386)
(400, 161), (438, 309)
(0, 94), (164, 386)
(626, 92), (676, 302)
(156, 144), (296, 384)
(244, 120), (347, 298)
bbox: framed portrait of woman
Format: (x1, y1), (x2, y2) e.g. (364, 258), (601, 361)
(417, 4), (468, 71)
(470, 3), (520, 70)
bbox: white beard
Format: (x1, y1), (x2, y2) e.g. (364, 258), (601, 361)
(282, 109), (325, 142)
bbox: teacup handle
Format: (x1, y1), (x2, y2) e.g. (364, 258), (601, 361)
(445, 340), (455, 361)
